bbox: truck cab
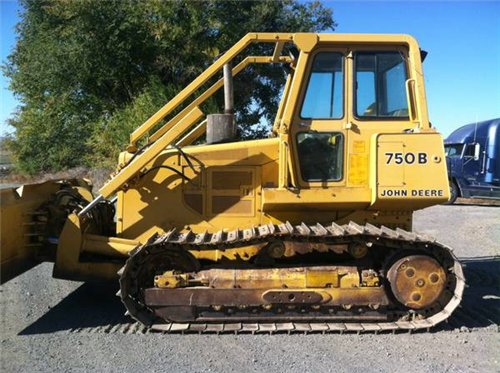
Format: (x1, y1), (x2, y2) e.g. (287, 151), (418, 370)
(445, 118), (500, 203)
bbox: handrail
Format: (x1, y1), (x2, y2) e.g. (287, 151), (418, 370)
(176, 119), (207, 147)
(405, 78), (418, 124)
(97, 43), (293, 198)
(128, 33), (296, 150)
(149, 56), (291, 143)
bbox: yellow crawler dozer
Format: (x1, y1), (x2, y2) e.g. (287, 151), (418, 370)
(1, 33), (464, 333)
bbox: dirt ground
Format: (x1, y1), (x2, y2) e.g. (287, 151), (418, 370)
(1, 203), (499, 373)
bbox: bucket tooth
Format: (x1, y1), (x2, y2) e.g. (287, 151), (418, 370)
(294, 323), (311, 334)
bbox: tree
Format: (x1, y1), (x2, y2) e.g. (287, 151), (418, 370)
(3, 0), (336, 173)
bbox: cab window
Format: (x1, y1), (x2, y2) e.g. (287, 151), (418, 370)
(464, 143), (477, 157)
(445, 144), (464, 157)
(301, 52), (343, 119)
(297, 132), (343, 181)
(355, 52), (409, 119)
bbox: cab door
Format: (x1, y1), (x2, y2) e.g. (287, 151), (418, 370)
(289, 48), (348, 189)
(462, 142), (484, 180)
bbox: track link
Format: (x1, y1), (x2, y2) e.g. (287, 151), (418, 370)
(118, 221), (465, 333)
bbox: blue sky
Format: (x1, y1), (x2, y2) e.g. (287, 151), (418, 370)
(1, 0), (499, 137)
(0, 0), (19, 136)
(330, 0), (500, 135)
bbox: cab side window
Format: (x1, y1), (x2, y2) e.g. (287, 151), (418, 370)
(297, 132), (343, 181)
(355, 52), (409, 119)
(464, 144), (477, 157)
(301, 52), (343, 119)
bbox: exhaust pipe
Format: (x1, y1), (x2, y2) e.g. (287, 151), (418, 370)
(206, 62), (237, 144)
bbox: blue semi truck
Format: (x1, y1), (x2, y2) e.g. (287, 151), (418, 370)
(444, 118), (500, 204)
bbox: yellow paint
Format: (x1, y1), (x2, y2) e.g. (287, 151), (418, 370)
(293, 33), (318, 53)
(106, 33), (443, 244)
(348, 154), (369, 186)
(3, 33), (450, 282)
(176, 120), (207, 147)
(100, 106), (204, 198)
(0, 180), (93, 283)
(371, 133), (449, 210)
(53, 214), (123, 281)
(353, 141), (366, 154)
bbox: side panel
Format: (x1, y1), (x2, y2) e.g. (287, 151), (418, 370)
(117, 138), (278, 242)
(371, 133), (449, 210)
(207, 168), (256, 217)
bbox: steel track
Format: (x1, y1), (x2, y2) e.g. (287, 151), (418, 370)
(118, 221), (466, 333)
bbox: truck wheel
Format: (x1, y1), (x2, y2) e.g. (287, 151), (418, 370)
(444, 181), (458, 205)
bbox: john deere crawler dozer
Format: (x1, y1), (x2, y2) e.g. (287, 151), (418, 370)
(1, 33), (464, 333)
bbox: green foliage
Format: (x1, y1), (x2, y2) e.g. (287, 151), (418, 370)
(86, 77), (187, 167)
(3, 0), (336, 174)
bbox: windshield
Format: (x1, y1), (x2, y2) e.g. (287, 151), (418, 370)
(445, 144), (464, 157)
(355, 52), (409, 119)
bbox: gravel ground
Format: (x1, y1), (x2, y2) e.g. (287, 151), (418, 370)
(1, 204), (499, 373)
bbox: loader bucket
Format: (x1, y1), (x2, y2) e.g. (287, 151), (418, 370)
(0, 179), (93, 284)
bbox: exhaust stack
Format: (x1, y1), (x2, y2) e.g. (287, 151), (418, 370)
(206, 62), (237, 144)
